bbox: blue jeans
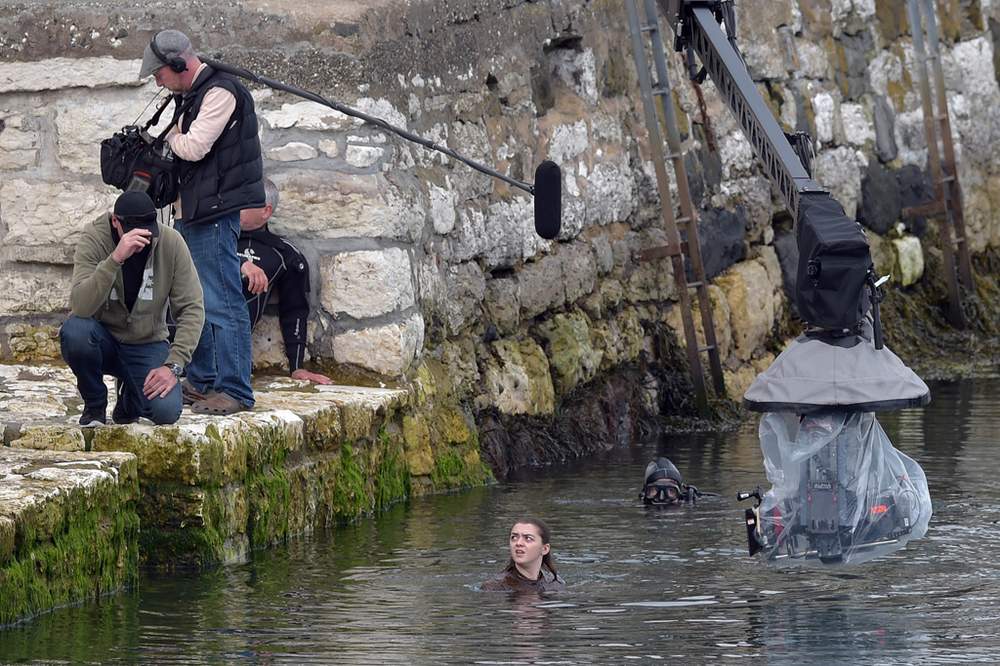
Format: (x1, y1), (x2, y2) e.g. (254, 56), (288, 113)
(59, 317), (182, 425)
(177, 212), (254, 407)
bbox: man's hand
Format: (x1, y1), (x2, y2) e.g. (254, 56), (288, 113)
(144, 365), (178, 399)
(111, 228), (153, 264)
(291, 368), (333, 385)
(242, 260), (268, 294)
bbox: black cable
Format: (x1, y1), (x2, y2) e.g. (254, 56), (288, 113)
(200, 57), (536, 196)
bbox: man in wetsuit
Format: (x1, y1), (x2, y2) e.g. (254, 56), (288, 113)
(238, 178), (331, 384)
(639, 457), (707, 505)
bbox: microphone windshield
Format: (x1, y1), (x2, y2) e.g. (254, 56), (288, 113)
(533, 160), (562, 240)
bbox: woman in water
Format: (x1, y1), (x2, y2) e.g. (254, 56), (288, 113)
(481, 517), (563, 592)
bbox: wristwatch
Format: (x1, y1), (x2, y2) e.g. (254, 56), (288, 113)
(164, 363), (183, 377)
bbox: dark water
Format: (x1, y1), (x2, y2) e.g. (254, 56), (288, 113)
(2, 379), (999, 664)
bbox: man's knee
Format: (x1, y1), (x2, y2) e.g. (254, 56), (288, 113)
(147, 387), (183, 425)
(60, 317), (101, 359)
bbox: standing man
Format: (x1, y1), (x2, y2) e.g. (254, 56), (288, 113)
(61, 191), (204, 426)
(239, 178), (332, 385)
(139, 29), (264, 415)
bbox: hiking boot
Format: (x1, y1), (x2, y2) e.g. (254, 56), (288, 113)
(79, 406), (106, 427)
(111, 379), (140, 425)
(191, 392), (247, 416)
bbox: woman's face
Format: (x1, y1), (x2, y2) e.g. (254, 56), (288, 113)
(509, 522), (550, 568)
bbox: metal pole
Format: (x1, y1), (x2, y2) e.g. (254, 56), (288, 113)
(625, 0), (709, 413)
(919, 0), (976, 290)
(906, 0), (965, 327)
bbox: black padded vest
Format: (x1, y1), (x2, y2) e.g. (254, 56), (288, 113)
(176, 66), (265, 224)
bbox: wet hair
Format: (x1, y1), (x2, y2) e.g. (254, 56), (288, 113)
(504, 517), (560, 582)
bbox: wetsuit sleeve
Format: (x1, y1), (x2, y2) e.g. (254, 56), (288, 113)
(276, 261), (310, 373)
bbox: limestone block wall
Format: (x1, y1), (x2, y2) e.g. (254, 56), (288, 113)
(1, 0), (998, 401)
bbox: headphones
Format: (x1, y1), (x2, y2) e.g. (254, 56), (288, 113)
(149, 31), (187, 74)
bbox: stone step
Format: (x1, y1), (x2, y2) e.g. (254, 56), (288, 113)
(0, 447), (138, 627)
(0, 364), (491, 569)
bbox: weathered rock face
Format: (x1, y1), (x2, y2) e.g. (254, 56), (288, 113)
(0, 0), (998, 461)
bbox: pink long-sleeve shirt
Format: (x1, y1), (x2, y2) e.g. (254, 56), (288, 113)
(167, 63), (237, 162)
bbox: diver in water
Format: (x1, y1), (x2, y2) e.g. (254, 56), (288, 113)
(481, 517), (564, 592)
(639, 457), (709, 505)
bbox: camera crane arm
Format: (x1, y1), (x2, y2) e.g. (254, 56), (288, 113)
(658, 0), (826, 216)
(657, 0), (880, 338)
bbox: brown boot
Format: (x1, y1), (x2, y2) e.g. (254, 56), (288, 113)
(181, 380), (210, 406)
(191, 392), (247, 416)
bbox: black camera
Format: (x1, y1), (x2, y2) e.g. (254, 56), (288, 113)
(101, 125), (178, 209)
(739, 418), (917, 565)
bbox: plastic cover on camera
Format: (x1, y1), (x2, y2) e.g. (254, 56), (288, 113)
(751, 411), (931, 566)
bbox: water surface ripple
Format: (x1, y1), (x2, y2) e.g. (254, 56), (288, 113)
(1, 379), (998, 664)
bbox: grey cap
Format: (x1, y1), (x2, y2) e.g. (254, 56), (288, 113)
(139, 29), (192, 79)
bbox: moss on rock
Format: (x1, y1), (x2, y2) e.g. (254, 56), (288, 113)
(332, 443), (368, 521)
(0, 452), (139, 626)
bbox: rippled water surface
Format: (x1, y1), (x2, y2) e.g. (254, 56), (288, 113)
(2, 378), (999, 664)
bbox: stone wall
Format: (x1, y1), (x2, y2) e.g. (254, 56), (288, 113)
(0, 447), (138, 626)
(1, 0), (999, 411)
(1, 365), (491, 569)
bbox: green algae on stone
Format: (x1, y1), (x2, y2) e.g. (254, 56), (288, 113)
(373, 430), (410, 512)
(402, 413), (435, 476)
(481, 337), (556, 416)
(302, 404), (343, 451)
(246, 469), (292, 549)
(7, 324), (60, 364)
(9, 426), (85, 452)
(340, 402), (376, 442)
(535, 309), (602, 396)
(332, 443), (368, 521)
(136, 483), (243, 569)
(91, 425), (225, 487)
(431, 448), (486, 491)
(0, 456), (139, 626)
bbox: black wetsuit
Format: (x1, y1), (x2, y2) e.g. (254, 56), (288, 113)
(480, 568), (563, 593)
(237, 225), (310, 372)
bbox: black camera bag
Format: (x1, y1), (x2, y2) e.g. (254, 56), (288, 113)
(100, 95), (190, 209)
(795, 192), (873, 330)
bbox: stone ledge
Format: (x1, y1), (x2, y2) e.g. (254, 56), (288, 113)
(0, 447), (138, 627)
(0, 57), (142, 93)
(0, 363), (490, 569)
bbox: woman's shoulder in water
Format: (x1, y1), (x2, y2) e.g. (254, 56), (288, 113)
(480, 570), (564, 592)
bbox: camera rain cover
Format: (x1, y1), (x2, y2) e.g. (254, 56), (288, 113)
(750, 410), (931, 567)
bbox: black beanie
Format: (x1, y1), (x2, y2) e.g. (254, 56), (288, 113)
(114, 190), (157, 222)
(113, 190), (158, 237)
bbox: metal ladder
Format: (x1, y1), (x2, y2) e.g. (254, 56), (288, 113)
(625, 0), (726, 412)
(906, 0), (975, 327)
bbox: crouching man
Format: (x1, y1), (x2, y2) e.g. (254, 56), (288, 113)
(61, 191), (205, 426)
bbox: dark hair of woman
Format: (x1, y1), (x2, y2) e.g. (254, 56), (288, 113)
(504, 516), (560, 582)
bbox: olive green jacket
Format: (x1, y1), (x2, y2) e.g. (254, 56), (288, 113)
(69, 217), (205, 368)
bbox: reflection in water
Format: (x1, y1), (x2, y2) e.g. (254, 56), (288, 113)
(1, 379), (999, 664)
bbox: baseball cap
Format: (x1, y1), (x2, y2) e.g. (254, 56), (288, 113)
(114, 190), (159, 238)
(139, 29), (192, 79)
